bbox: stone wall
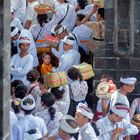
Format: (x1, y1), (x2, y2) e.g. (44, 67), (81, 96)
(93, 0), (140, 103)
(0, 0), (10, 139)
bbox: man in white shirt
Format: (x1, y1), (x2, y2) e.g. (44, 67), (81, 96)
(110, 76), (137, 121)
(53, 34), (80, 72)
(47, 115), (79, 140)
(10, 37), (34, 85)
(24, 0), (39, 29)
(51, 24), (79, 59)
(12, 94), (47, 140)
(75, 103), (99, 140)
(96, 103), (138, 140)
(11, 26), (38, 67)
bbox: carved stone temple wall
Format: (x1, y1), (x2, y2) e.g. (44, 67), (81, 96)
(93, 0), (140, 103)
(0, 0), (10, 139)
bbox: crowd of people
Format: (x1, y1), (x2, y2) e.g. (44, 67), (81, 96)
(10, 0), (140, 139)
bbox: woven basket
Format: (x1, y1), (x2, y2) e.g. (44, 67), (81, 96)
(34, 4), (55, 14)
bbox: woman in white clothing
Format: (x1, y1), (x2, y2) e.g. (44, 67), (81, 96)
(51, 85), (70, 115)
(67, 67), (88, 117)
(35, 92), (63, 135)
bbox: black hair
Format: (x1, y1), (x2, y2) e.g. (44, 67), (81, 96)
(11, 80), (23, 96)
(26, 129), (42, 140)
(11, 100), (21, 114)
(77, 14), (86, 21)
(51, 87), (65, 100)
(77, 0), (88, 9)
(41, 92), (56, 120)
(22, 109), (34, 115)
(15, 84), (27, 99)
(67, 67), (83, 82)
(27, 69), (40, 82)
(37, 14), (48, 27)
(97, 8), (104, 19)
(101, 74), (113, 82)
(38, 75), (45, 85)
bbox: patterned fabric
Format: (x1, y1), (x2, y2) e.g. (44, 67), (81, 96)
(70, 80), (88, 102)
(86, 21), (105, 40)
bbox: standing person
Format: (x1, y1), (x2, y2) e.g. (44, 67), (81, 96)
(110, 76), (137, 121)
(95, 74), (116, 120)
(51, 24), (79, 59)
(26, 69), (41, 101)
(75, 103), (99, 140)
(67, 67), (88, 117)
(11, 26), (39, 68)
(51, 85), (70, 115)
(12, 94), (47, 140)
(35, 92), (63, 135)
(24, 0), (39, 29)
(10, 37), (34, 85)
(96, 103), (138, 140)
(52, 35), (80, 72)
(47, 115), (79, 140)
(47, 0), (76, 32)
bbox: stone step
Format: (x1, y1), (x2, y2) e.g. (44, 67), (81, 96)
(93, 57), (140, 70)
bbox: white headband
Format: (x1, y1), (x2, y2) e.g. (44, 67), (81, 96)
(120, 77), (137, 85)
(11, 27), (19, 37)
(51, 25), (67, 35)
(60, 115), (79, 134)
(63, 36), (75, 46)
(111, 105), (130, 118)
(21, 94), (35, 111)
(76, 103), (94, 119)
(18, 39), (30, 44)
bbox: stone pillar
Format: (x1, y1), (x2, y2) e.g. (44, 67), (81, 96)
(0, 0), (10, 139)
(93, 0), (140, 103)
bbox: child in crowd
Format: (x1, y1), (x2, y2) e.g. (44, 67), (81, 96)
(40, 52), (52, 75)
(67, 67), (88, 117)
(27, 69), (41, 100)
(51, 85), (70, 115)
(35, 92), (63, 135)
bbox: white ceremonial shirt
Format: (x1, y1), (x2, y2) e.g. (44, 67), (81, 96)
(35, 108), (63, 135)
(78, 122), (99, 140)
(30, 23), (51, 48)
(10, 111), (17, 140)
(54, 85), (70, 115)
(10, 53), (33, 85)
(110, 90), (130, 122)
(47, 3), (76, 32)
(18, 29), (39, 67)
(96, 115), (138, 140)
(12, 114), (47, 140)
(52, 34), (79, 59)
(70, 80), (88, 102)
(53, 49), (80, 72)
(72, 24), (93, 54)
(49, 129), (76, 140)
(11, 17), (23, 31)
